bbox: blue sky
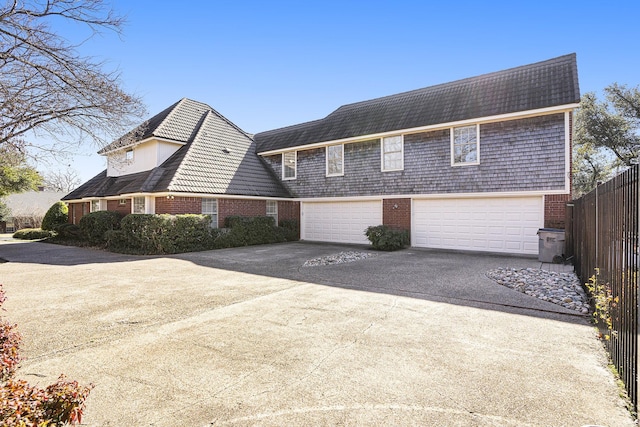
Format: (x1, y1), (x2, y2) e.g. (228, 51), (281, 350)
(37, 0), (640, 182)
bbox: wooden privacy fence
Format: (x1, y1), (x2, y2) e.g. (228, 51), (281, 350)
(569, 164), (639, 411)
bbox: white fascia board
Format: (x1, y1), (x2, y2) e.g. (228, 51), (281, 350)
(565, 111), (572, 194)
(258, 104), (580, 156)
(99, 137), (187, 156)
(296, 189), (569, 203)
(66, 193), (295, 202)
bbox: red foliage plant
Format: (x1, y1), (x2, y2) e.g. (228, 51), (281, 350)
(0, 284), (94, 426)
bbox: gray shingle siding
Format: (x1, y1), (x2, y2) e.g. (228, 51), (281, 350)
(263, 114), (566, 197)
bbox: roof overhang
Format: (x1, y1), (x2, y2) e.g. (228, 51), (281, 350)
(257, 103), (579, 156)
(99, 137), (187, 156)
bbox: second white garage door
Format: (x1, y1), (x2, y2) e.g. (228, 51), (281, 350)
(413, 196), (543, 254)
(302, 200), (382, 244)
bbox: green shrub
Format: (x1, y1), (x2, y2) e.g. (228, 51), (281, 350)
(41, 201), (68, 231)
(364, 225), (409, 251)
(12, 228), (55, 240)
(278, 218), (299, 242)
(55, 223), (83, 239)
(79, 211), (123, 244)
(222, 215), (277, 246)
(160, 214), (216, 253)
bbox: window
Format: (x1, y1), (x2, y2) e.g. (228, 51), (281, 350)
(133, 196), (145, 214)
(119, 199), (127, 206)
(326, 145), (343, 176)
(282, 151), (296, 180)
(452, 125), (479, 165)
(266, 200), (278, 225)
(382, 136), (403, 171)
(201, 198), (218, 228)
(91, 200), (100, 212)
(125, 149), (134, 161)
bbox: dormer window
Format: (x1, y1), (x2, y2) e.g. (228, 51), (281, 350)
(125, 149), (134, 161)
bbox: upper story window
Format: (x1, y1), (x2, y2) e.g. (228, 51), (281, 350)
(133, 196), (145, 214)
(382, 136), (403, 171)
(282, 151), (296, 180)
(266, 200), (278, 225)
(452, 125), (479, 165)
(201, 198), (218, 228)
(326, 144), (344, 176)
(125, 149), (134, 161)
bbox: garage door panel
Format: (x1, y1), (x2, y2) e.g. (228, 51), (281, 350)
(413, 197), (543, 254)
(303, 201), (381, 244)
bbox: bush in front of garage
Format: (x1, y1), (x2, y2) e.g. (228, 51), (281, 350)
(364, 225), (409, 251)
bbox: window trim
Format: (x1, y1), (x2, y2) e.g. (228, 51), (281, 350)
(266, 200), (278, 225)
(90, 199), (101, 213)
(451, 124), (480, 166)
(381, 135), (404, 172)
(201, 198), (218, 228)
(325, 144), (344, 177)
(132, 196), (145, 214)
(125, 149), (134, 161)
(282, 151), (297, 180)
(118, 199), (127, 206)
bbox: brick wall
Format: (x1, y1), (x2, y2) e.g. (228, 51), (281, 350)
(544, 194), (571, 229)
(155, 196), (202, 215)
(383, 198), (411, 237)
(107, 199), (132, 216)
(218, 199), (267, 227)
(278, 200), (300, 223)
(69, 202), (90, 225)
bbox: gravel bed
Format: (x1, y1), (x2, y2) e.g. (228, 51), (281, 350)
(486, 267), (590, 314)
(303, 251), (376, 267)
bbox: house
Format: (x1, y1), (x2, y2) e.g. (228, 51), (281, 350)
(64, 54), (579, 255)
(63, 99), (298, 228)
(1, 190), (67, 232)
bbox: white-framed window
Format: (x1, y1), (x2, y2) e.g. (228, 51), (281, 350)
(119, 199), (127, 206)
(326, 144), (344, 176)
(133, 196), (145, 214)
(90, 200), (101, 212)
(381, 135), (404, 171)
(282, 151), (296, 180)
(452, 124), (479, 165)
(125, 149), (134, 161)
(201, 198), (218, 228)
(266, 200), (278, 225)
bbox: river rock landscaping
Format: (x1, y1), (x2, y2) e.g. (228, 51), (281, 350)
(487, 267), (590, 314)
(302, 251), (376, 267)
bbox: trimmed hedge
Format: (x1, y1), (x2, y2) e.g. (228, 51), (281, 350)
(105, 214), (299, 255)
(41, 201), (68, 231)
(12, 228), (56, 240)
(364, 225), (409, 251)
(79, 211), (123, 244)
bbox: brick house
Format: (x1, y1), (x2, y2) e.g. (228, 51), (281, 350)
(64, 54), (579, 255)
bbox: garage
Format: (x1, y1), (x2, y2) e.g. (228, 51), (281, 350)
(301, 200), (382, 244)
(412, 196), (543, 254)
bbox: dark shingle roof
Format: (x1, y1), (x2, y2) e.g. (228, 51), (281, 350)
(254, 54), (580, 153)
(65, 102), (290, 200)
(98, 98), (213, 154)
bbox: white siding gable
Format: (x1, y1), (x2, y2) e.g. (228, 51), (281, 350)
(107, 139), (183, 177)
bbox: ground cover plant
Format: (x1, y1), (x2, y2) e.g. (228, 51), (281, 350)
(0, 284), (93, 425)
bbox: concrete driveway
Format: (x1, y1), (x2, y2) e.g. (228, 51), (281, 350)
(0, 239), (634, 426)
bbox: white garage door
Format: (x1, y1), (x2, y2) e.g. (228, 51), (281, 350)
(302, 200), (382, 244)
(413, 196), (543, 254)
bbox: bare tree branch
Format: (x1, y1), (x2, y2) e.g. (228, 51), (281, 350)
(0, 0), (146, 155)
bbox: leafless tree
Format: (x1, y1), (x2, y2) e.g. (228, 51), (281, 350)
(43, 167), (81, 192)
(0, 0), (147, 157)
